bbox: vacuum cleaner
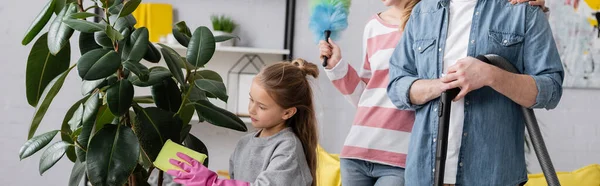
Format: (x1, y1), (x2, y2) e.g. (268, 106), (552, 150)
(433, 54), (561, 186)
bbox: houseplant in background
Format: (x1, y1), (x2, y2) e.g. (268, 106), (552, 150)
(210, 14), (237, 47)
(18, 0), (243, 185)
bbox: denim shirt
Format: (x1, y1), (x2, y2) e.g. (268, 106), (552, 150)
(387, 0), (564, 185)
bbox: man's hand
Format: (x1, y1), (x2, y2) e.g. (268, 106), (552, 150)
(440, 57), (495, 101)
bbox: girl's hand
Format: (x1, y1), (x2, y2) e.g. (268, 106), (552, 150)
(509, 0), (548, 12)
(319, 38), (342, 69)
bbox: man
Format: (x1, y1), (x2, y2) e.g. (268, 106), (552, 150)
(387, 0), (564, 185)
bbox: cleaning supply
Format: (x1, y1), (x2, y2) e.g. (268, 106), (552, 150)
(167, 152), (249, 186)
(309, 0), (350, 67)
(153, 139), (207, 172)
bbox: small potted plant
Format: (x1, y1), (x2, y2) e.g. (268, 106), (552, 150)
(211, 14), (237, 46)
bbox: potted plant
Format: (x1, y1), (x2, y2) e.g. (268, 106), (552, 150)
(18, 0), (243, 185)
(211, 14), (237, 47)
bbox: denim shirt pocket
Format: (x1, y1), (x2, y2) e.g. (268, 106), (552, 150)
(486, 30), (524, 65)
(412, 38), (437, 78)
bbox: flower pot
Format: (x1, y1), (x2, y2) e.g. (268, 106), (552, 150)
(213, 30), (235, 47)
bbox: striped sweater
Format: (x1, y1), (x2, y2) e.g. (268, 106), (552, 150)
(324, 15), (415, 168)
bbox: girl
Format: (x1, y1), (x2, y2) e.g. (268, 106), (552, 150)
(167, 59), (320, 186)
(319, 0), (547, 185)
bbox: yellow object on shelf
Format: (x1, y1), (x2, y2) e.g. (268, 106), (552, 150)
(526, 164), (600, 186)
(132, 3), (172, 42)
(153, 139), (207, 172)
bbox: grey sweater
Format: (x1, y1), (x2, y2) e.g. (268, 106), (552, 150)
(229, 128), (313, 186)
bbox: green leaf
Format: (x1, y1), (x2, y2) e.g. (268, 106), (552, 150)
(48, 3), (76, 55)
(22, 0), (56, 45)
(105, 25), (124, 41)
(28, 65), (75, 139)
(26, 33), (70, 107)
(100, 0), (117, 8)
(133, 96), (154, 104)
(129, 66), (171, 87)
(63, 19), (105, 33)
(80, 32), (102, 55)
(133, 107), (183, 160)
(106, 79), (134, 116)
(60, 96), (89, 160)
(95, 106), (115, 131)
(179, 124), (191, 142)
(172, 28), (190, 47)
(143, 43), (161, 63)
(183, 134), (209, 167)
(151, 78), (182, 112)
(81, 78), (108, 96)
(187, 26), (216, 67)
(124, 27), (149, 63)
(87, 124), (139, 186)
(179, 99), (195, 125)
(77, 49), (121, 80)
(214, 34), (239, 43)
(187, 85), (207, 102)
(69, 160), (86, 186)
(190, 70), (223, 82)
(109, 4), (137, 33)
(19, 130), (59, 160)
(69, 12), (100, 19)
(68, 104), (84, 133)
(118, 0), (140, 18)
(192, 100), (247, 132)
(75, 91), (101, 161)
(94, 31), (113, 48)
(175, 21), (192, 37)
(195, 79), (228, 102)
(158, 43), (185, 85)
(39, 141), (71, 175)
(123, 61), (149, 81)
(54, 0), (76, 15)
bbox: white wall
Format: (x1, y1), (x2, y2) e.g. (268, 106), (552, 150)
(1, 1), (599, 185)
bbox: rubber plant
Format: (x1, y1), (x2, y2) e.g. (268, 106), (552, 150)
(18, 0), (245, 185)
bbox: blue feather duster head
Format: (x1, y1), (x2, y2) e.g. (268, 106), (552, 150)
(309, 0), (350, 43)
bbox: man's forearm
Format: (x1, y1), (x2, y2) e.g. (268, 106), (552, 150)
(488, 66), (538, 107)
(409, 79), (444, 106)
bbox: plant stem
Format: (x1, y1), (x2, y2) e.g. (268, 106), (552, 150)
(158, 171), (164, 186)
(84, 5), (99, 12)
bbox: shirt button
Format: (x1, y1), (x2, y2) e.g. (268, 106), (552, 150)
(465, 101), (470, 105)
(418, 47), (422, 51)
(433, 169), (436, 172)
(438, 48), (442, 52)
(433, 138), (437, 142)
(460, 162), (464, 167)
(434, 108), (438, 112)
(471, 40), (475, 44)
(475, 12), (479, 15)
(503, 40), (509, 44)
(463, 133), (468, 137)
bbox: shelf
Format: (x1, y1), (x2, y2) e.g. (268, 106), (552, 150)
(155, 43), (290, 55)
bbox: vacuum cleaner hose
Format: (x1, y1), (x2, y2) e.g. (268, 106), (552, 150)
(476, 54), (561, 186)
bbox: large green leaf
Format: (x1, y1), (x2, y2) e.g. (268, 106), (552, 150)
(39, 141), (71, 175)
(109, 4), (136, 33)
(143, 43), (161, 63)
(172, 28), (190, 47)
(179, 99), (195, 125)
(60, 96), (89, 162)
(28, 65), (75, 139)
(118, 0), (140, 18)
(192, 100), (247, 132)
(26, 33), (70, 107)
(105, 25), (124, 42)
(81, 78), (108, 96)
(123, 61), (149, 81)
(75, 91), (101, 161)
(77, 49), (121, 80)
(22, 0), (56, 45)
(190, 70), (223, 82)
(80, 32), (102, 55)
(54, 0), (75, 15)
(133, 107), (183, 160)
(63, 19), (105, 33)
(69, 12), (99, 19)
(187, 26), (216, 67)
(195, 79), (228, 102)
(152, 78), (182, 112)
(183, 134), (209, 167)
(19, 130), (59, 160)
(100, 0), (118, 8)
(214, 34), (239, 43)
(124, 27), (149, 63)
(69, 160), (86, 186)
(87, 124), (139, 186)
(133, 95), (154, 104)
(129, 67), (171, 87)
(175, 21), (192, 37)
(95, 106), (115, 132)
(158, 43), (185, 85)
(48, 3), (76, 55)
(94, 31), (113, 48)
(106, 79), (134, 116)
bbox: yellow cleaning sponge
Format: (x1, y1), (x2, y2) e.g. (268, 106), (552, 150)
(153, 139), (207, 172)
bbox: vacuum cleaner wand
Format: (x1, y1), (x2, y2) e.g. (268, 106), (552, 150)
(434, 87), (460, 186)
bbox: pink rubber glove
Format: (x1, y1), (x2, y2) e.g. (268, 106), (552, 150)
(167, 152), (249, 186)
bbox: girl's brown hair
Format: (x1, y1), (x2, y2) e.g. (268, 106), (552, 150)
(257, 59), (318, 186)
(400, 0), (420, 30)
